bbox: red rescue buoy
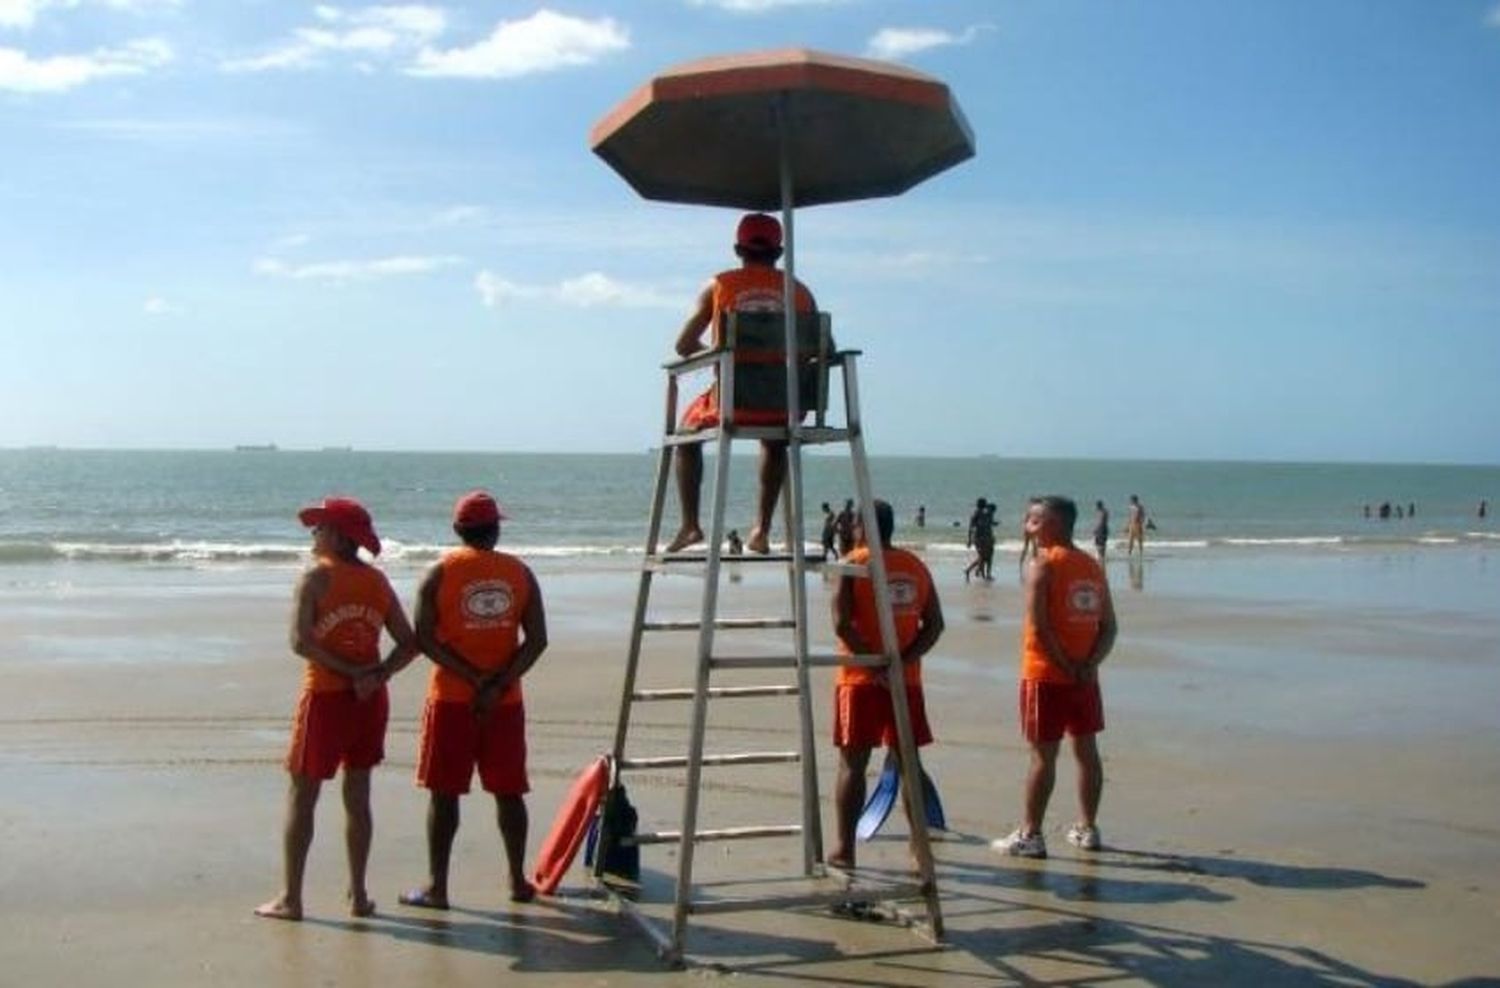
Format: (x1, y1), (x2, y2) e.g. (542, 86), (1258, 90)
(531, 755), (610, 895)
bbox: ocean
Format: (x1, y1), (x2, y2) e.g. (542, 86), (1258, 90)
(1, 449), (1495, 572)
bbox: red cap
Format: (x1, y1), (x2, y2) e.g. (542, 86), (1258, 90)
(453, 490), (505, 527)
(736, 212), (782, 250)
(298, 496), (381, 556)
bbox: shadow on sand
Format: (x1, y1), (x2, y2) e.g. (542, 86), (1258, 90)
(1103, 847), (1426, 891)
(296, 848), (1430, 986)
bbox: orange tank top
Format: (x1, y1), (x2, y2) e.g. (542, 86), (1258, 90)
(1021, 545), (1107, 683)
(303, 557), (393, 693)
(709, 266), (814, 347)
(427, 546), (533, 704)
(836, 545), (931, 688)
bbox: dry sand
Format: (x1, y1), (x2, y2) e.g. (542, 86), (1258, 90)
(1, 559), (1498, 985)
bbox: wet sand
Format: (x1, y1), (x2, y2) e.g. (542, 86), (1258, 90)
(1, 552), (1498, 985)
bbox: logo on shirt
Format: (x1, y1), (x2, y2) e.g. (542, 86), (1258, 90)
(888, 575), (919, 611)
(463, 579), (514, 624)
(1068, 580), (1103, 617)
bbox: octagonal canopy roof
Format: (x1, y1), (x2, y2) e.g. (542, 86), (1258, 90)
(590, 48), (975, 211)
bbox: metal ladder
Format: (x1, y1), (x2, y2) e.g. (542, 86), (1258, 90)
(595, 311), (944, 966)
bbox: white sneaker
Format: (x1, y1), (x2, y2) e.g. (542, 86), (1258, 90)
(990, 828), (1047, 859)
(1065, 824), (1101, 851)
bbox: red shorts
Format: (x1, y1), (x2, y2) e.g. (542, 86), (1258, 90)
(1019, 679), (1104, 744)
(681, 389), (793, 430)
(832, 682), (933, 750)
(285, 687), (389, 780)
(416, 699), (530, 796)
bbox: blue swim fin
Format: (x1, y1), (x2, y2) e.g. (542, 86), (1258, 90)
(856, 751), (900, 841)
(919, 768), (946, 831)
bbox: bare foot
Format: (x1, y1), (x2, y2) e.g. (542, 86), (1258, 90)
(746, 528), (771, 554)
(664, 527), (704, 553)
(510, 879), (537, 903)
(398, 887), (449, 910)
(826, 853), (855, 871)
(254, 897), (302, 921)
(348, 892), (376, 918)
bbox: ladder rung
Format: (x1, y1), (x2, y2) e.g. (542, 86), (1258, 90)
(808, 652), (889, 668)
(641, 618), (795, 632)
(619, 751), (800, 771)
(650, 552), (823, 566)
(708, 655), (796, 670)
(659, 426), (853, 447)
(689, 881), (928, 916)
(632, 685), (799, 702)
(706, 653), (888, 670)
(625, 824), (802, 847)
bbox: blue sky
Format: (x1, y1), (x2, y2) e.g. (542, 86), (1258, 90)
(2, 0), (1497, 464)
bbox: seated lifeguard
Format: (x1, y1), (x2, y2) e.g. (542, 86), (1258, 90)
(666, 212), (818, 555)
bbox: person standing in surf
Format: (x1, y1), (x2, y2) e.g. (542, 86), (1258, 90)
(400, 491), (548, 908)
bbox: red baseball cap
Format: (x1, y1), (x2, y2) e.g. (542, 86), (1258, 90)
(298, 496), (381, 556)
(736, 212), (782, 250)
(453, 490), (506, 527)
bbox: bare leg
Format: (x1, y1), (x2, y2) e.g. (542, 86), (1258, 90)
(666, 443), (705, 552)
(342, 769), (376, 917)
(1071, 733), (1103, 828)
(1022, 740), (1060, 835)
(747, 440), (786, 554)
(829, 745), (871, 868)
(497, 794), (535, 901)
(401, 793), (458, 908)
(256, 773), (321, 920)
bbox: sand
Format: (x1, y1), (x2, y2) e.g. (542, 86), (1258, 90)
(1, 555), (1498, 985)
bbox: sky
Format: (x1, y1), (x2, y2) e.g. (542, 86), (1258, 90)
(1, 0), (1498, 464)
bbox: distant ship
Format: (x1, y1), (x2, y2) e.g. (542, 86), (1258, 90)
(234, 443), (279, 452)
(321, 445), (354, 452)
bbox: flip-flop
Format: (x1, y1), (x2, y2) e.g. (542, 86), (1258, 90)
(856, 751), (900, 841)
(398, 888), (449, 910)
(920, 768), (946, 831)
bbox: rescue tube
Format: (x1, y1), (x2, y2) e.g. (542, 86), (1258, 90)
(532, 755), (610, 895)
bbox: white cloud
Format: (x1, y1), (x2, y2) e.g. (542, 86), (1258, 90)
(866, 24), (989, 61)
(409, 9), (627, 79)
(254, 254), (464, 283)
(0, 0), (179, 30)
(474, 270), (679, 310)
(222, 4), (445, 73)
(1487, 3), (1500, 27)
(143, 296), (179, 315)
(0, 37), (170, 93)
(686, 0), (844, 12)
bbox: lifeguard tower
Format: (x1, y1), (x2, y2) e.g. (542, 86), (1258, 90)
(587, 49), (975, 967)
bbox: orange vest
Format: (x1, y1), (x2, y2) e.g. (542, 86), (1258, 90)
(303, 557), (393, 693)
(836, 545), (931, 688)
(701, 266), (816, 426)
(427, 546), (533, 705)
(1022, 545), (1107, 683)
(709, 266), (815, 345)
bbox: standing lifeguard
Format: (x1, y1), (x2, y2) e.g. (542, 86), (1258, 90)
(665, 212), (818, 554)
(257, 496), (417, 921)
(828, 499), (945, 869)
(400, 491), (548, 907)
(993, 496), (1118, 859)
